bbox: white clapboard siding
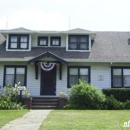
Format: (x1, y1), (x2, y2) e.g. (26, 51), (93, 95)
(0, 64), (4, 92)
(68, 62), (111, 91)
(56, 64), (67, 96)
(27, 64), (41, 96)
(31, 34), (66, 47)
(91, 64), (111, 90)
(2, 62), (130, 96)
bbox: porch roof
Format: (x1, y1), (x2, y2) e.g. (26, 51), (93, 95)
(27, 51), (68, 65)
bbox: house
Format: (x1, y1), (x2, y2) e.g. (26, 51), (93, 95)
(0, 27), (130, 97)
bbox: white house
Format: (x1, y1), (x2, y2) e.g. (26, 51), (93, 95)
(0, 27), (130, 97)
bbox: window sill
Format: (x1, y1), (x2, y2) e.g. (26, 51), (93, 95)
(67, 49), (91, 52)
(6, 49), (30, 51)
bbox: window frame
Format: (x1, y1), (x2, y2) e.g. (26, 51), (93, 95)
(67, 66), (91, 88)
(8, 34), (29, 49)
(38, 36), (48, 46)
(3, 65), (27, 87)
(111, 66), (130, 88)
(68, 35), (89, 50)
(50, 37), (61, 46)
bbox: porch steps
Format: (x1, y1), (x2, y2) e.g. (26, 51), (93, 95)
(31, 97), (59, 109)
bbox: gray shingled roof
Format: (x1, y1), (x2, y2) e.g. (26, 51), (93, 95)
(8, 27), (32, 32)
(64, 28), (92, 33)
(89, 32), (130, 62)
(0, 31), (130, 62)
(0, 33), (5, 45)
(0, 27), (96, 34)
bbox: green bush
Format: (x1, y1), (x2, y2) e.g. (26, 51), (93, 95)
(65, 80), (106, 109)
(102, 88), (130, 102)
(103, 95), (125, 110)
(124, 100), (130, 109)
(0, 83), (25, 110)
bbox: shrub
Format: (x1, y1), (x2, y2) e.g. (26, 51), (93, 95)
(103, 95), (125, 110)
(124, 100), (130, 109)
(102, 88), (130, 102)
(65, 80), (106, 109)
(0, 83), (26, 110)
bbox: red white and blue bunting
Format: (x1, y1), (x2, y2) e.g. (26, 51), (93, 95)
(39, 62), (56, 72)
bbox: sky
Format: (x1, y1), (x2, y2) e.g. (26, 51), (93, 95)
(0, 0), (130, 31)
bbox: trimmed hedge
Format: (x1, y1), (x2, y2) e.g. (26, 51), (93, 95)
(102, 88), (130, 102)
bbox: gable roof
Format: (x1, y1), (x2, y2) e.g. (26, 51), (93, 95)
(0, 27), (33, 34)
(8, 27), (32, 32)
(28, 51), (68, 65)
(64, 28), (96, 34)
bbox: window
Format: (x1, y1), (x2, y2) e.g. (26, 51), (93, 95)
(68, 35), (89, 50)
(4, 66), (27, 86)
(38, 36), (48, 46)
(68, 66), (90, 88)
(111, 67), (130, 88)
(9, 34), (29, 49)
(51, 37), (61, 46)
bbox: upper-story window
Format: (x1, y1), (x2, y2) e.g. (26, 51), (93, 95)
(68, 35), (89, 50)
(9, 34), (29, 49)
(38, 36), (48, 46)
(51, 37), (61, 46)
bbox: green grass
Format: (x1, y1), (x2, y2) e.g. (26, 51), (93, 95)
(39, 110), (130, 130)
(0, 110), (29, 128)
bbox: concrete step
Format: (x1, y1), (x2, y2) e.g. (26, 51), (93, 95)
(32, 102), (58, 105)
(31, 97), (59, 109)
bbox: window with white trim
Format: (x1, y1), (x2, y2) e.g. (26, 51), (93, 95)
(9, 34), (29, 49)
(68, 35), (89, 50)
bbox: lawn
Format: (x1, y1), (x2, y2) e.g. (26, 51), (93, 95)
(39, 110), (130, 130)
(0, 110), (29, 128)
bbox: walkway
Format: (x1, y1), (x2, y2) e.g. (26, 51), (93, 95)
(0, 110), (52, 130)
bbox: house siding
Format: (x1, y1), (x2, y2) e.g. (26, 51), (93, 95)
(56, 64), (67, 95)
(27, 63), (67, 96)
(31, 34), (66, 47)
(1, 62), (130, 96)
(68, 63), (111, 91)
(27, 64), (41, 96)
(91, 64), (111, 90)
(0, 63), (4, 91)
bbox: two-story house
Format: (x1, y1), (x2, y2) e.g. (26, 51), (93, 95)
(0, 27), (130, 97)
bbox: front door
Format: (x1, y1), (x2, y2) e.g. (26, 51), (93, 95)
(40, 67), (56, 95)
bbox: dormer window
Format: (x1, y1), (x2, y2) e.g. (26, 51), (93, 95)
(38, 36), (48, 46)
(51, 37), (61, 46)
(9, 34), (29, 49)
(68, 35), (89, 50)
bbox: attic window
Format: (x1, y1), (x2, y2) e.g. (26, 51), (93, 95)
(38, 36), (48, 46)
(68, 35), (89, 50)
(50, 37), (61, 46)
(9, 34), (29, 49)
